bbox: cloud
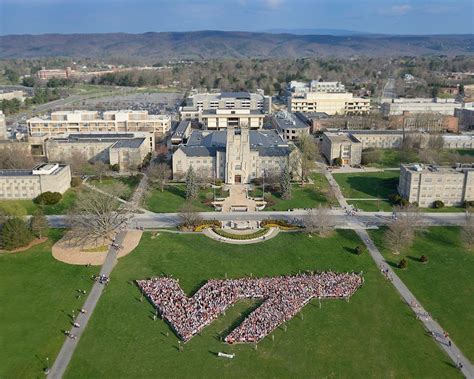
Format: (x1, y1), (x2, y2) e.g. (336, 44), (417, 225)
(379, 4), (413, 16)
(263, 0), (284, 9)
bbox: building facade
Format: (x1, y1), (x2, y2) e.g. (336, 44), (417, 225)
(382, 98), (461, 116)
(398, 163), (474, 207)
(201, 109), (264, 130)
(36, 132), (154, 171)
(271, 111), (310, 141)
(0, 163), (71, 200)
(0, 111), (6, 140)
(172, 127), (297, 184)
(180, 90), (271, 122)
(288, 92), (370, 115)
(321, 132), (362, 165)
(27, 110), (171, 137)
(288, 81), (346, 94)
(0, 90), (25, 102)
(455, 108), (474, 131)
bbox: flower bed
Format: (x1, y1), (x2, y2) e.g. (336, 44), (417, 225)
(212, 228), (270, 240)
(261, 219), (301, 230)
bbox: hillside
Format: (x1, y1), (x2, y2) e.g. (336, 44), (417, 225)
(0, 31), (472, 59)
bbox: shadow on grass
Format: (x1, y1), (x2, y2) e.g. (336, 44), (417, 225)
(216, 300), (263, 341)
(343, 176), (399, 198)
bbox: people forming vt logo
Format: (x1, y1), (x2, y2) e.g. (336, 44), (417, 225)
(137, 272), (363, 344)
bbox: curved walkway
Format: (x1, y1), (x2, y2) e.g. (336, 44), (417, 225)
(202, 227), (279, 244)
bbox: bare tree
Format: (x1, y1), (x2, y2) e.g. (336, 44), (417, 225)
(67, 151), (90, 176)
(0, 143), (34, 169)
(427, 134), (445, 152)
(91, 161), (108, 183)
(68, 189), (134, 247)
(303, 205), (335, 237)
(385, 204), (425, 254)
(461, 210), (474, 251)
(294, 134), (318, 184)
(148, 162), (171, 192)
(178, 202), (202, 230)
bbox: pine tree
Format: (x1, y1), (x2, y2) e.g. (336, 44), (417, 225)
(30, 209), (48, 239)
(280, 165), (292, 200)
(1, 218), (33, 250)
(185, 166), (198, 200)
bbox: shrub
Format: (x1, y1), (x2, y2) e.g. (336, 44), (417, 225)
(398, 258), (408, 269)
(187, 220), (221, 232)
(1, 217), (34, 250)
(110, 163), (120, 172)
(33, 191), (62, 205)
(261, 219), (300, 229)
(464, 200), (474, 209)
(333, 157), (343, 166)
(432, 200), (445, 209)
(71, 177), (83, 187)
(354, 245), (364, 255)
(214, 178), (223, 186)
(389, 193), (402, 204)
(361, 148), (382, 165)
(419, 255), (428, 263)
(400, 198), (410, 207)
(212, 227), (269, 240)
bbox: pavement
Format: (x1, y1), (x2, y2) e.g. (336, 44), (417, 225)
(47, 230), (126, 379)
(323, 169), (474, 378)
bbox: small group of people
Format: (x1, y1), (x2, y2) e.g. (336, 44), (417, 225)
(92, 274), (110, 285)
(137, 271), (363, 344)
(343, 206), (359, 216)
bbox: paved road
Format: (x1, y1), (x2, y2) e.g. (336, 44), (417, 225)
(381, 77), (396, 102)
(47, 210), (468, 231)
(324, 169), (473, 378)
(48, 230), (126, 379)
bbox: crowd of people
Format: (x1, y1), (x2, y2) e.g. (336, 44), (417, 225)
(137, 272), (363, 343)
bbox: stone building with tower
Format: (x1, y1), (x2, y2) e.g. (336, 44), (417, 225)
(172, 126), (298, 184)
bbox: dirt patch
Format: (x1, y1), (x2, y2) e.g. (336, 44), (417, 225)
(0, 237), (48, 254)
(52, 230), (142, 266)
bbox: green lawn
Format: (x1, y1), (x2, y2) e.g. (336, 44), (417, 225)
(249, 173), (336, 211)
(0, 229), (99, 378)
(144, 184), (223, 213)
(334, 171), (399, 199)
(66, 231), (456, 378)
(365, 149), (408, 168)
(88, 175), (141, 200)
(369, 227), (474, 362)
(0, 188), (79, 216)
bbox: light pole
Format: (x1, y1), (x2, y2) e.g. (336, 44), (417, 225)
(44, 357), (49, 375)
(262, 169), (266, 199)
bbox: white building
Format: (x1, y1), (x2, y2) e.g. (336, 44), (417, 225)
(288, 81), (346, 94)
(382, 98), (461, 116)
(180, 90), (271, 122)
(0, 111), (6, 140)
(0, 90), (25, 102)
(201, 109), (265, 130)
(27, 110), (171, 137)
(398, 163), (474, 207)
(288, 92), (370, 115)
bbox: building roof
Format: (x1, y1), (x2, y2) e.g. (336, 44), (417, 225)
(401, 163), (473, 174)
(324, 131), (361, 143)
(172, 120), (191, 139)
(273, 112), (309, 130)
(201, 109), (264, 116)
(0, 164), (67, 177)
(111, 138), (145, 149)
(179, 129), (291, 157)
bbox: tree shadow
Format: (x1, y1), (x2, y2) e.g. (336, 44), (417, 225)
(343, 246), (357, 255)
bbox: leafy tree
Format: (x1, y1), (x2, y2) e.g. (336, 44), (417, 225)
(148, 162), (171, 192)
(279, 165), (292, 200)
(185, 166), (198, 200)
(22, 76), (36, 87)
(295, 134), (318, 183)
(1, 218), (33, 250)
(4, 68), (19, 84)
(30, 209), (48, 239)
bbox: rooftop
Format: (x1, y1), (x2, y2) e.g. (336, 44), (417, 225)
(324, 131), (360, 143)
(273, 111), (309, 130)
(111, 138), (145, 149)
(180, 129), (290, 157)
(402, 163), (473, 174)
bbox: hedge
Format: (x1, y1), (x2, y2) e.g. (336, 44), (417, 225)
(33, 191), (62, 205)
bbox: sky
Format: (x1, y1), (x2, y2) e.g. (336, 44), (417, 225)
(0, 0), (473, 35)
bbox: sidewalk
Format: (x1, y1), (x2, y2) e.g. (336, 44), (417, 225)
(325, 169), (474, 378)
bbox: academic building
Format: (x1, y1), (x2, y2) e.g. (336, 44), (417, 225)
(0, 163), (71, 200)
(381, 98), (461, 116)
(288, 92), (370, 115)
(27, 110), (171, 137)
(398, 163), (474, 207)
(271, 111), (310, 141)
(172, 127), (297, 184)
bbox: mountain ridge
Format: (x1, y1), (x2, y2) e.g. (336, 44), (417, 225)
(0, 31), (472, 59)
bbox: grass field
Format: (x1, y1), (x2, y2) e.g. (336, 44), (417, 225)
(65, 231), (456, 378)
(144, 184), (223, 213)
(370, 227), (474, 363)
(0, 188), (79, 216)
(0, 229), (99, 378)
(88, 175), (141, 200)
(249, 173), (336, 211)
